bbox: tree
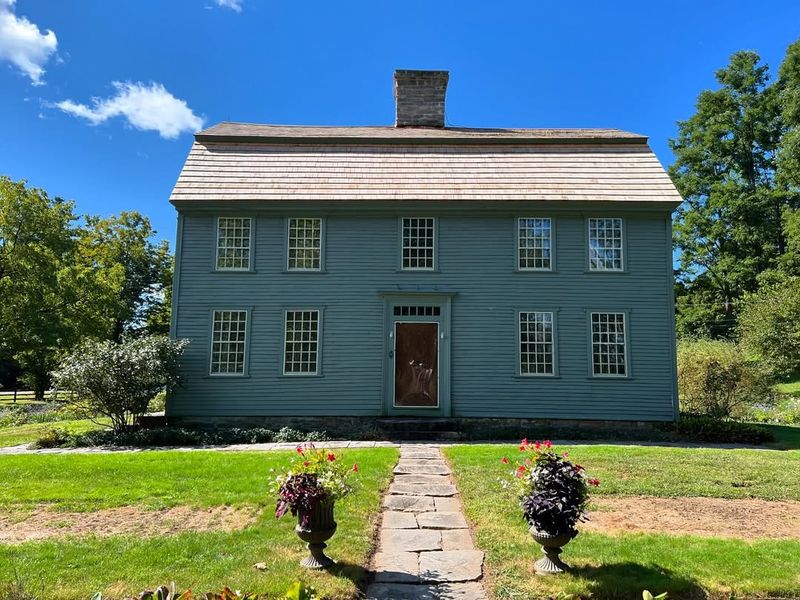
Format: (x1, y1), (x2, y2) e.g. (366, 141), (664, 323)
(0, 177), (122, 398)
(52, 335), (188, 433)
(78, 212), (172, 340)
(739, 277), (800, 379)
(670, 51), (786, 337)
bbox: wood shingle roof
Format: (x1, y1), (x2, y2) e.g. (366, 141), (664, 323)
(170, 124), (682, 207)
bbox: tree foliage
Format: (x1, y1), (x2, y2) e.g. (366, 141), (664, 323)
(0, 177), (174, 397)
(52, 335), (188, 433)
(739, 277), (800, 379)
(0, 177), (122, 398)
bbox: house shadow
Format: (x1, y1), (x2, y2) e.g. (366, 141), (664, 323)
(569, 562), (707, 599)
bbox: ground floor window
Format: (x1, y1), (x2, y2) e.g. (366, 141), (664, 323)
(591, 312), (627, 376)
(284, 310), (320, 375)
(519, 311), (555, 375)
(210, 310), (248, 375)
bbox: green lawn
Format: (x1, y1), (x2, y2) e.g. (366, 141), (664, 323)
(0, 448), (398, 599)
(444, 444), (800, 599)
(0, 418), (106, 448)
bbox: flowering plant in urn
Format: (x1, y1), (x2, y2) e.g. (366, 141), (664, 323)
(271, 443), (359, 569)
(501, 439), (599, 573)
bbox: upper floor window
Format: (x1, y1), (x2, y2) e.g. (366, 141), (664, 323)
(210, 310), (248, 375)
(591, 312), (627, 377)
(518, 218), (552, 270)
(519, 311), (555, 375)
(284, 310), (321, 375)
(216, 217), (251, 271)
(287, 218), (322, 271)
(401, 217), (435, 270)
(588, 218), (623, 271)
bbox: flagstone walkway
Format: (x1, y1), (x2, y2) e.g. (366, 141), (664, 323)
(366, 444), (487, 600)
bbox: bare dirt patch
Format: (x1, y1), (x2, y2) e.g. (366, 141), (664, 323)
(583, 496), (800, 540)
(0, 505), (258, 543)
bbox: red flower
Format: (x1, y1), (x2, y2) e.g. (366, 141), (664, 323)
(303, 460), (310, 467)
(525, 458), (532, 466)
(533, 441), (542, 451)
(352, 463), (359, 472)
(588, 478), (600, 487)
(296, 445), (303, 454)
(501, 456), (509, 464)
(543, 440), (552, 449)
(518, 438), (529, 451)
(516, 465), (526, 478)
(562, 451), (569, 458)
(574, 463), (584, 471)
(327, 452), (336, 462)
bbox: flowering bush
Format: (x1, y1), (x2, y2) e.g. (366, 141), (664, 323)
(272, 443), (359, 525)
(501, 439), (598, 535)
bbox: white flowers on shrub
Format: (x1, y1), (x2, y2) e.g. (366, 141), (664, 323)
(52, 336), (189, 433)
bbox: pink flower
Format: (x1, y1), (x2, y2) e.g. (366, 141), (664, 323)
(534, 441), (542, 451)
(516, 465), (526, 478)
(562, 451), (569, 458)
(352, 463), (359, 472)
(519, 438), (529, 451)
(327, 452), (336, 462)
(543, 440), (552, 449)
(501, 456), (509, 464)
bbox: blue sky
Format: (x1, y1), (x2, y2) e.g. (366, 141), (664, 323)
(2, 0), (799, 248)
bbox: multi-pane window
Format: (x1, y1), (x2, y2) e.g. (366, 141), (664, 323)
(591, 312), (627, 376)
(284, 310), (320, 375)
(216, 217), (251, 270)
(518, 218), (552, 270)
(287, 218), (322, 271)
(210, 310), (248, 375)
(401, 217), (435, 270)
(519, 312), (555, 375)
(588, 218), (623, 271)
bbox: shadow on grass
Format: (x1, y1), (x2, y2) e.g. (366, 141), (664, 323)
(327, 560), (370, 590)
(570, 562), (706, 599)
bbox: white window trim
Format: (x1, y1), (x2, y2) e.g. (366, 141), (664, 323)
(282, 309), (322, 376)
(286, 217), (323, 272)
(400, 217), (436, 271)
(209, 309), (249, 377)
(589, 311), (628, 378)
(215, 216), (253, 272)
(517, 217), (553, 271)
(518, 311), (556, 377)
(587, 217), (624, 272)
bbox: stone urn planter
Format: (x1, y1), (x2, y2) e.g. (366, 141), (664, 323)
(295, 499), (337, 569)
(529, 527), (578, 574)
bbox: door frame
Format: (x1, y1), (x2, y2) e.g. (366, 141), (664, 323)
(380, 292), (453, 417)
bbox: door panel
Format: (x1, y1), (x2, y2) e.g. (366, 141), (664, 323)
(394, 322), (439, 407)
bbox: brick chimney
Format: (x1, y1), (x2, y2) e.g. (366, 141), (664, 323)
(394, 69), (449, 128)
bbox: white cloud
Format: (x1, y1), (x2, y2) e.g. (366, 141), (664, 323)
(0, 0), (58, 85)
(215, 0), (242, 11)
(56, 81), (205, 139)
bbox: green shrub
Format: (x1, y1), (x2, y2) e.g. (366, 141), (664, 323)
(677, 339), (774, 418)
(670, 415), (774, 445)
(32, 426), (330, 449)
(746, 396), (800, 424)
(29, 427), (72, 449)
(52, 336), (188, 433)
(739, 277), (800, 378)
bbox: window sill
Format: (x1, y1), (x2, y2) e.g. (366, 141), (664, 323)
(514, 375), (561, 380)
(395, 269), (441, 274)
(280, 373), (324, 379)
(586, 376), (632, 381)
(204, 374), (251, 379)
(282, 269), (327, 274)
(514, 269), (559, 274)
(210, 270), (258, 274)
(583, 269), (628, 275)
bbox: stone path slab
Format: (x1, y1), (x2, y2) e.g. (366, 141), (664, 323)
(367, 445), (487, 600)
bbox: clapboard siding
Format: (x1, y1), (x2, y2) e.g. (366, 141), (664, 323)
(168, 206), (677, 421)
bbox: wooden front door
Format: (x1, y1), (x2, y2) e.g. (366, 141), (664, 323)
(393, 322), (439, 407)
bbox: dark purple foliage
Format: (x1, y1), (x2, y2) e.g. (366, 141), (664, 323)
(275, 473), (328, 526)
(521, 452), (590, 535)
